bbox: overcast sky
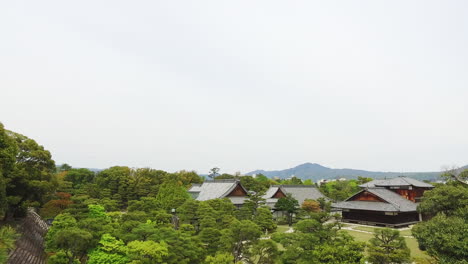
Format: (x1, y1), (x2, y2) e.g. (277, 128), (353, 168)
(1, 1), (467, 174)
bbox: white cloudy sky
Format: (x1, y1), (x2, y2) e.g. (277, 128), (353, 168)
(1, 1), (467, 174)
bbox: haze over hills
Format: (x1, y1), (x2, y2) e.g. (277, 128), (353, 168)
(247, 163), (468, 181)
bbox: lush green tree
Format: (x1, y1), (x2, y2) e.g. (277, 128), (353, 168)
(236, 190), (265, 221)
(316, 197), (332, 212)
(65, 168), (94, 188)
(357, 176), (373, 184)
(274, 194), (299, 226)
(253, 207), (276, 233)
(127, 168), (169, 200)
(154, 180), (190, 212)
(319, 180), (360, 201)
(178, 199), (200, 227)
(87, 234), (128, 264)
(240, 176), (269, 193)
(46, 213), (79, 251)
(417, 182), (468, 217)
(95, 166), (132, 205)
(309, 234), (365, 264)
(220, 220), (262, 262)
(412, 213), (468, 263)
(249, 239), (278, 264)
(47, 251), (80, 264)
(0, 123), (17, 217)
(173, 170), (203, 187)
(204, 253), (234, 264)
(127, 240), (168, 264)
(88, 204), (108, 219)
(208, 167), (220, 179)
(198, 227), (222, 255)
(148, 227), (205, 264)
(367, 228), (411, 264)
(197, 202), (217, 230)
(54, 228), (93, 263)
(273, 218), (364, 264)
(4, 131), (56, 218)
(0, 226), (19, 263)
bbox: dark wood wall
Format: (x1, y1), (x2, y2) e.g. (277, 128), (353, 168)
(392, 187), (428, 202)
(342, 210), (419, 225)
(227, 184), (248, 197)
(351, 191), (385, 202)
(273, 189), (286, 198)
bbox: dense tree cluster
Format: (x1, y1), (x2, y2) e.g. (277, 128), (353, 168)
(0, 123), (56, 220)
(412, 171), (468, 263)
(3, 123), (457, 264)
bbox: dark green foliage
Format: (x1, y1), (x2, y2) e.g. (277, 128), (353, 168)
(0, 127), (56, 219)
(154, 180), (190, 212)
(254, 207), (277, 232)
(198, 227), (222, 255)
(64, 168), (95, 188)
(55, 228), (93, 259)
(417, 182), (468, 217)
(413, 181), (468, 263)
(220, 220), (262, 262)
(274, 194), (299, 226)
(148, 227), (206, 264)
(272, 219), (365, 264)
(367, 228), (411, 264)
(0, 226), (19, 263)
(319, 179), (360, 201)
(250, 239), (279, 264)
(412, 213), (468, 263)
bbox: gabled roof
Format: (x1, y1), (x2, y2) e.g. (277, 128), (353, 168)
(264, 185), (326, 205)
(359, 176), (434, 188)
(188, 180), (248, 201)
(263, 186), (287, 199)
(333, 188), (418, 212)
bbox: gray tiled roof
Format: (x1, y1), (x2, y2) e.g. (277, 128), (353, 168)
(359, 177), (434, 188)
(263, 186), (287, 199)
(332, 188), (418, 212)
(265, 185), (326, 205)
(187, 180), (246, 201)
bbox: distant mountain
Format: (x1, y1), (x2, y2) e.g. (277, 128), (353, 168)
(246, 162), (467, 181)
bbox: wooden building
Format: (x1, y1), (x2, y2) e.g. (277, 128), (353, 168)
(332, 177), (434, 227)
(263, 185), (327, 218)
(188, 179), (249, 208)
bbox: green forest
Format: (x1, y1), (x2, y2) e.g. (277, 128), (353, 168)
(0, 122), (467, 264)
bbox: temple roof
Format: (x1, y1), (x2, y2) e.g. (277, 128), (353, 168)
(188, 180), (247, 201)
(333, 187), (418, 212)
(359, 176), (434, 188)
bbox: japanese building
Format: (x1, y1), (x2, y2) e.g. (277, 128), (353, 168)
(188, 179), (249, 208)
(332, 176), (434, 227)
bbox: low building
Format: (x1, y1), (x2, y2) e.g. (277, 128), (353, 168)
(263, 185), (327, 217)
(332, 176), (434, 227)
(188, 179), (249, 208)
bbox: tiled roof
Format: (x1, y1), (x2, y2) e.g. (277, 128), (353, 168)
(263, 186), (287, 199)
(264, 185), (326, 205)
(332, 188), (418, 212)
(359, 177), (433, 188)
(187, 180), (246, 201)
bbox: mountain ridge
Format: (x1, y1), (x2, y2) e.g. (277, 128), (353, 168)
(247, 162), (468, 181)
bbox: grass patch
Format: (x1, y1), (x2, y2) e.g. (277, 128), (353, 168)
(340, 230), (430, 262)
(351, 225), (413, 236)
(276, 225), (290, 233)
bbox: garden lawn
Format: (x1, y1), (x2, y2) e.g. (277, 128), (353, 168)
(340, 230), (430, 261)
(352, 225), (413, 236)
